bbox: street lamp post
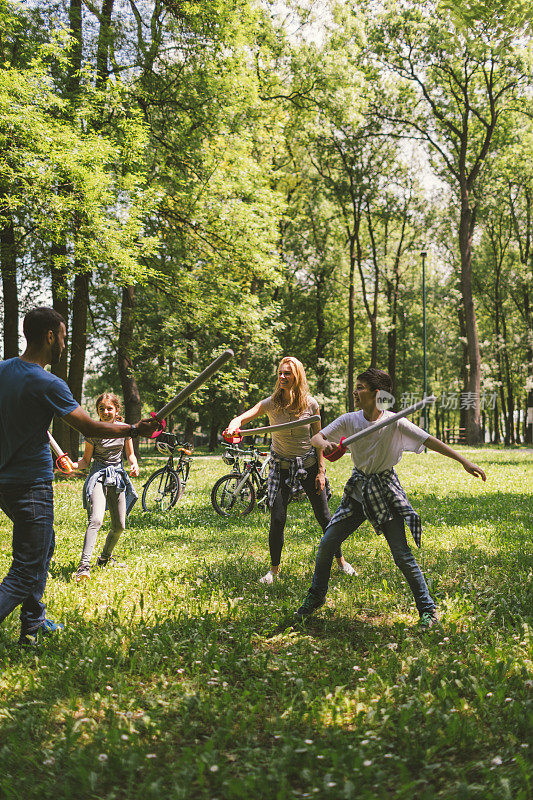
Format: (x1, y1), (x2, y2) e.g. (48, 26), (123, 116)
(421, 249), (428, 434)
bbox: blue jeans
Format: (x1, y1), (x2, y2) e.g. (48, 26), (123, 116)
(0, 481), (55, 634)
(310, 500), (436, 616)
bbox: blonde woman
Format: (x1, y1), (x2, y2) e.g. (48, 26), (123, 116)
(225, 357), (355, 584)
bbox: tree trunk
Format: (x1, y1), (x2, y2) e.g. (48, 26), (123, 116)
(184, 419), (195, 445)
(369, 316), (377, 368)
(118, 285), (142, 456)
(523, 283), (532, 444)
(209, 416), (219, 451)
(458, 306), (469, 440)
(96, 0), (114, 87)
(67, 270), (89, 458)
(49, 0), (82, 450)
(458, 194), (482, 443)
(315, 272), (327, 396)
(347, 236), (356, 411)
(387, 325), (397, 395)
(364, 204), (380, 370)
(493, 400), (500, 444)
(50, 246), (70, 450)
(0, 197), (18, 359)
(501, 311), (514, 445)
(67, 0), (82, 97)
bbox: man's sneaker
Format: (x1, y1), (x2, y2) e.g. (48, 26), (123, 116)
(74, 565), (90, 582)
(418, 611), (438, 629)
(295, 591), (325, 621)
(259, 570), (277, 585)
(338, 560), (358, 576)
(18, 619), (64, 646)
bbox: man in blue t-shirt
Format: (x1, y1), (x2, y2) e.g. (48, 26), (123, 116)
(0, 307), (160, 645)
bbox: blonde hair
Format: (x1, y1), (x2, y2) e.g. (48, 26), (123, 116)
(271, 356), (310, 416)
(95, 392), (123, 422)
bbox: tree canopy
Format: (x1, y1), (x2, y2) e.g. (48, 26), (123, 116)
(1, 0), (531, 446)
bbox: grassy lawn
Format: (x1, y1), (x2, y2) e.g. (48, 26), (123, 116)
(0, 447), (531, 799)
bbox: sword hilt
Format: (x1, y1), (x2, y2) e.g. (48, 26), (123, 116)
(55, 453), (76, 474)
(150, 411), (167, 439)
(324, 437), (347, 462)
(222, 429), (243, 444)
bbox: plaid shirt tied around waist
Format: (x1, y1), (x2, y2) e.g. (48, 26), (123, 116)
(267, 449), (331, 509)
(330, 466), (422, 548)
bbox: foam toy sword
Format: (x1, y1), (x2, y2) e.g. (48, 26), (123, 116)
(324, 396), (437, 462)
(48, 431), (76, 474)
(222, 415), (321, 444)
(150, 349), (234, 438)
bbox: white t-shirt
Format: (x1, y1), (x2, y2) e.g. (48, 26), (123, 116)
(322, 410), (429, 474)
(261, 395), (320, 459)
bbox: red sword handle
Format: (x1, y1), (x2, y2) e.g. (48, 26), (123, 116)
(324, 436), (348, 462)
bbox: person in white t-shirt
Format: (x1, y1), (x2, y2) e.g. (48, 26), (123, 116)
(295, 368), (486, 627)
(225, 357), (355, 584)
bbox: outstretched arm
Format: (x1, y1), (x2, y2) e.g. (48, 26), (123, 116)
(225, 400), (268, 436)
(424, 436), (486, 481)
(64, 407), (160, 438)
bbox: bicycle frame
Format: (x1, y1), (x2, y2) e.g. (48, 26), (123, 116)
(142, 435), (193, 512)
(240, 451), (269, 493)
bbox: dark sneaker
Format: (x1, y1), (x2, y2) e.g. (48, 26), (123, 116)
(96, 555), (116, 568)
(74, 565), (90, 582)
(417, 611), (438, 629)
(18, 619), (64, 646)
(295, 591), (325, 621)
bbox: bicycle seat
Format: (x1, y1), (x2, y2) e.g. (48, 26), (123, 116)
(177, 448), (192, 456)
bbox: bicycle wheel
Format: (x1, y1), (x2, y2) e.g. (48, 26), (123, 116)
(211, 473), (256, 517)
(142, 468), (181, 512)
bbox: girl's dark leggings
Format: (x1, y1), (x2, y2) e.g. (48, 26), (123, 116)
(268, 461), (341, 566)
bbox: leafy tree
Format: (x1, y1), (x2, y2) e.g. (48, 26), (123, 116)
(367, 0), (532, 441)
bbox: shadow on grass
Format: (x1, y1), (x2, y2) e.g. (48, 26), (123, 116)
(0, 597), (525, 800)
(122, 488), (532, 578)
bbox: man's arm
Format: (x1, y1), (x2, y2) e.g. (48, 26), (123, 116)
(64, 407), (160, 438)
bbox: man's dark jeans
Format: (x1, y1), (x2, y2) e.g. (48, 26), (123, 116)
(0, 481), (55, 634)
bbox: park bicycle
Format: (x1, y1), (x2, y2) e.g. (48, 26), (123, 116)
(211, 443), (271, 517)
(141, 432), (193, 512)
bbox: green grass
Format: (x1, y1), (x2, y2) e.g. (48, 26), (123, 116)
(0, 447), (531, 800)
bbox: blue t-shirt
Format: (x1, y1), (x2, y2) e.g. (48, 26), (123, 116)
(0, 358), (79, 484)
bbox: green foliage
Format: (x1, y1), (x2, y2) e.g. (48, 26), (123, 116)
(0, 5), (158, 285)
(0, 0), (531, 441)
